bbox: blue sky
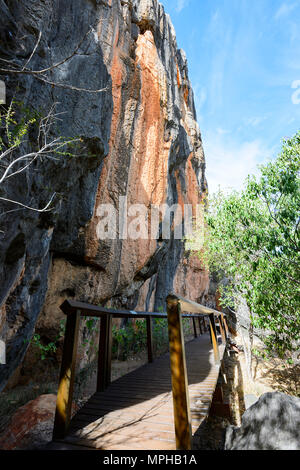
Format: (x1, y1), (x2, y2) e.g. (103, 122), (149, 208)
(160, 0), (300, 193)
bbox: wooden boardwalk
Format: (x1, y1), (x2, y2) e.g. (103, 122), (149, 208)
(50, 334), (225, 450)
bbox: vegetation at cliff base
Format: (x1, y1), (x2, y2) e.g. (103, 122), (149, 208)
(202, 131), (300, 357)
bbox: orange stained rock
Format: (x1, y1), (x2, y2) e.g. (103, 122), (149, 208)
(184, 86), (189, 107)
(176, 62), (181, 89)
(82, 17), (208, 304)
(174, 154), (201, 219)
(117, 30), (171, 277)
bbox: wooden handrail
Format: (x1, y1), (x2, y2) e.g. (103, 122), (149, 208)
(167, 293), (224, 317)
(166, 295), (192, 450)
(166, 293), (227, 450)
(53, 295), (227, 446)
(60, 299), (223, 319)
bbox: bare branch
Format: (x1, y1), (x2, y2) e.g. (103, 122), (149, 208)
(31, 28), (91, 74)
(0, 27), (109, 94)
(30, 73), (109, 93)
(21, 30), (42, 71)
(0, 25), (107, 219)
(0, 193), (56, 212)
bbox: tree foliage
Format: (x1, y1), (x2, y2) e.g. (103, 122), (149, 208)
(203, 131), (300, 356)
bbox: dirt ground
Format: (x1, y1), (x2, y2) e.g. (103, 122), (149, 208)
(229, 335), (299, 425)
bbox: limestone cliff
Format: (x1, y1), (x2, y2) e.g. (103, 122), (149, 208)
(0, 0), (209, 391)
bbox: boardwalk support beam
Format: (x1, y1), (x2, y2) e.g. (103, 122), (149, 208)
(167, 295), (192, 450)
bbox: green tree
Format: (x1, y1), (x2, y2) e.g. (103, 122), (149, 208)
(202, 131), (300, 357)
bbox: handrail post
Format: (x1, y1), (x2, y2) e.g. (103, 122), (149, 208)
(97, 314), (112, 392)
(218, 316), (226, 344)
(208, 316), (212, 343)
(222, 313), (229, 339)
(209, 314), (220, 365)
(146, 316), (153, 363)
(198, 317), (203, 335)
(53, 309), (80, 440)
(167, 295), (192, 450)
(192, 317), (197, 338)
(203, 317), (207, 333)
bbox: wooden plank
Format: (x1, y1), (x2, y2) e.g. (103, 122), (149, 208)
(70, 414), (205, 434)
(53, 331), (227, 451)
(53, 310), (80, 440)
(70, 413), (207, 432)
(64, 433), (177, 451)
(167, 295), (192, 450)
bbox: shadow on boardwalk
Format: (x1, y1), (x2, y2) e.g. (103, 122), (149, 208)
(49, 334), (224, 450)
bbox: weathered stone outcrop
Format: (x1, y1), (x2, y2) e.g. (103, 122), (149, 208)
(0, 393), (77, 449)
(0, 0), (208, 391)
(225, 392), (300, 450)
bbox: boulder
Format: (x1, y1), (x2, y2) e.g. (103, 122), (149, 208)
(225, 392), (300, 450)
(0, 394), (57, 450)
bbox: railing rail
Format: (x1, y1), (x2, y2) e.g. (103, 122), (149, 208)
(166, 294), (228, 449)
(52, 295), (228, 449)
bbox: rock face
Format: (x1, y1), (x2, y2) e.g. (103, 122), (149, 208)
(0, 394), (57, 449)
(0, 0), (208, 391)
(225, 392), (300, 450)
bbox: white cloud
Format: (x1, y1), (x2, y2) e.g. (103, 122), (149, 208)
(203, 133), (275, 194)
(176, 0), (190, 13)
(274, 2), (298, 20)
(244, 116), (268, 127)
(204, 9), (233, 115)
(217, 128), (230, 135)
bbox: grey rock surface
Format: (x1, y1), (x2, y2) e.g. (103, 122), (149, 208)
(0, 0), (113, 390)
(0, 0), (208, 391)
(225, 392), (300, 450)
